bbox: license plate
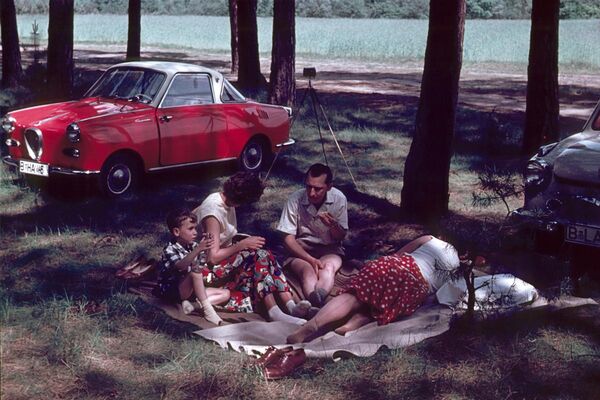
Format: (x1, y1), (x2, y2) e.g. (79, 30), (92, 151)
(565, 224), (600, 248)
(19, 160), (49, 177)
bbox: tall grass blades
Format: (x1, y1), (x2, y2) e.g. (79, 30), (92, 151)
(15, 15), (600, 68)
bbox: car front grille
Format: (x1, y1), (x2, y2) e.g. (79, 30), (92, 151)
(24, 128), (43, 160)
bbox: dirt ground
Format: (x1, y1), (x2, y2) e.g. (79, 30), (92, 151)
(68, 44), (600, 136)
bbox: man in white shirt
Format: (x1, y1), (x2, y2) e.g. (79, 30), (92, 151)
(277, 163), (349, 307)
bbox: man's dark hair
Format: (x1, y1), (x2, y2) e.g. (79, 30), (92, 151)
(223, 172), (265, 205)
(166, 207), (197, 233)
(306, 163), (333, 184)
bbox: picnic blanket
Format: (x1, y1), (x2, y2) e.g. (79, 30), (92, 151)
(130, 269), (597, 359)
(194, 293), (596, 360)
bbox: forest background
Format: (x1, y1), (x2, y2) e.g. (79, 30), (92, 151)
(14, 0), (600, 19)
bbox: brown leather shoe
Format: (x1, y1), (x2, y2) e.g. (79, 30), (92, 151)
(255, 346), (293, 367)
(264, 349), (306, 380)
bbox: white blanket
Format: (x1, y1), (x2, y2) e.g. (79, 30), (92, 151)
(196, 300), (453, 360)
(195, 291), (597, 359)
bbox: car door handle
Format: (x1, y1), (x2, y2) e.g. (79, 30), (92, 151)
(159, 115), (173, 122)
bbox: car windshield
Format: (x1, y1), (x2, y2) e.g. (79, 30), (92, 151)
(86, 68), (165, 103)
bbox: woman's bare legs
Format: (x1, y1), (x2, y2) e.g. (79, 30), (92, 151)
(334, 311), (372, 335)
(287, 293), (364, 343)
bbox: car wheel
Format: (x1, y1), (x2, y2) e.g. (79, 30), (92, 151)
(239, 139), (270, 172)
(100, 154), (140, 197)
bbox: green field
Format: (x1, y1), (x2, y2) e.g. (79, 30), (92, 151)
(16, 15), (600, 68)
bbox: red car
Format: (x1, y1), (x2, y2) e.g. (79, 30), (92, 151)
(2, 61), (294, 196)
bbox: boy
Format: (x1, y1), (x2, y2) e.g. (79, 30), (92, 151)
(156, 207), (229, 325)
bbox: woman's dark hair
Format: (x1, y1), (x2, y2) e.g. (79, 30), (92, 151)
(223, 172), (265, 205)
(166, 207), (197, 233)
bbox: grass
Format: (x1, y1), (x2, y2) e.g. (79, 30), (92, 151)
(2, 50), (600, 398)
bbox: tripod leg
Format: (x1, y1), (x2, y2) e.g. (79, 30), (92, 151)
(313, 90), (358, 187)
(309, 88), (328, 165)
(290, 85), (310, 129)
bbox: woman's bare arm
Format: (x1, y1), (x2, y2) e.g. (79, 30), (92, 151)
(203, 217), (265, 264)
(203, 217), (242, 264)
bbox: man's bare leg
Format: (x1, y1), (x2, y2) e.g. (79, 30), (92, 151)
(289, 258), (318, 298)
(315, 254), (343, 295)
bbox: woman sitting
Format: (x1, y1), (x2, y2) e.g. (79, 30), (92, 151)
(195, 172), (307, 325)
(287, 235), (463, 343)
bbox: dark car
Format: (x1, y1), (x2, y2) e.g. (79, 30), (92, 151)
(511, 100), (600, 277)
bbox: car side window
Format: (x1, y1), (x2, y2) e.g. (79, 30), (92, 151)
(221, 79), (246, 103)
(162, 74), (214, 108)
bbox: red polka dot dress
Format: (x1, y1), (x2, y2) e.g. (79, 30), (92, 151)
(346, 253), (430, 325)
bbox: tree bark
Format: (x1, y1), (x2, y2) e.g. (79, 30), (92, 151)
(47, 0), (74, 99)
(1, 0), (23, 88)
(236, 0), (266, 93)
(268, 0), (296, 106)
(400, 0), (466, 220)
(229, 0), (239, 73)
(522, 0), (560, 155)
(126, 0), (141, 60)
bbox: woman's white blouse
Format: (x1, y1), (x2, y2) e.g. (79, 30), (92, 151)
(195, 192), (238, 247)
(408, 237), (460, 293)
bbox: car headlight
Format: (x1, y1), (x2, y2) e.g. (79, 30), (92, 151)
(1, 115), (16, 134)
(525, 160), (550, 187)
(66, 123), (81, 143)
(537, 142), (558, 157)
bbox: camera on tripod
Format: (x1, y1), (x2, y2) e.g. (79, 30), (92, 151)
(303, 67), (317, 79)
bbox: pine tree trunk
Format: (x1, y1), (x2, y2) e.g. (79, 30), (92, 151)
(268, 0), (296, 106)
(229, 0), (239, 74)
(126, 0), (141, 61)
(236, 0), (266, 93)
(522, 0), (560, 155)
(47, 0), (74, 99)
(0, 0), (23, 88)
(400, 0), (466, 220)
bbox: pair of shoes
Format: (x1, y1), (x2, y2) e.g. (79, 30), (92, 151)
(307, 288), (328, 307)
(264, 349), (306, 380)
(254, 346), (293, 367)
(291, 300), (312, 318)
(181, 300), (195, 315)
(115, 255), (146, 277)
(121, 258), (156, 280)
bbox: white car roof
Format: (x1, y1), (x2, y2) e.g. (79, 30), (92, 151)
(110, 61), (223, 80)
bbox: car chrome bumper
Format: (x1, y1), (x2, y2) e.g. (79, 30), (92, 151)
(509, 208), (562, 233)
(276, 138), (295, 148)
(2, 155), (100, 176)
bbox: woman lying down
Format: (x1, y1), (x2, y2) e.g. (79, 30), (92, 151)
(287, 235), (467, 344)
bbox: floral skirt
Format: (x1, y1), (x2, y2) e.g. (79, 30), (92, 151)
(204, 248), (290, 313)
(346, 253), (429, 325)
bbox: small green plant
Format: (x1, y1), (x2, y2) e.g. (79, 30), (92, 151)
(472, 164), (523, 216)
